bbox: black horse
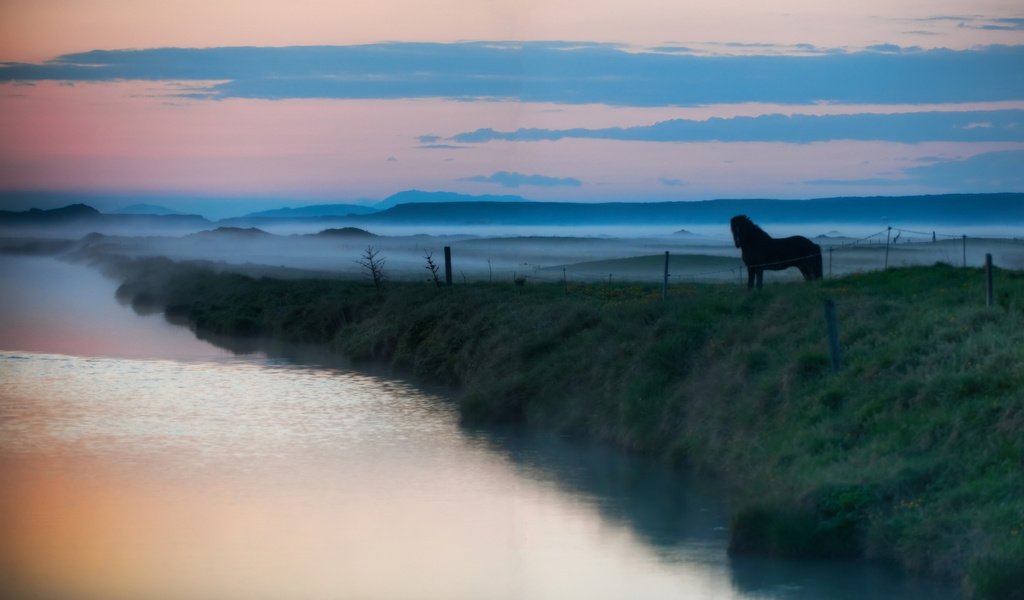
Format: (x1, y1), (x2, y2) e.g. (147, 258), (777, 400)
(730, 215), (822, 289)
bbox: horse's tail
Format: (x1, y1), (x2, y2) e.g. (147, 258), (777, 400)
(811, 246), (823, 280)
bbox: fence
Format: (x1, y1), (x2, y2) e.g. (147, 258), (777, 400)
(430, 227), (1020, 288)
(417, 237), (1012, 376)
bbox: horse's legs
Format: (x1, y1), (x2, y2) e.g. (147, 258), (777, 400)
(747, 267), (755, 289)
(755, 269), (763, 289)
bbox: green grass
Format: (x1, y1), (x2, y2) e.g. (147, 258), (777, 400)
(108, 256), (1024, 597)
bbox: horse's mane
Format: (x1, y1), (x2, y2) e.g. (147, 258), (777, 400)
(731, 214), (771, 243)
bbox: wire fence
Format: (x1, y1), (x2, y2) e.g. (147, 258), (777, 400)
(440, 226), (1020, 288)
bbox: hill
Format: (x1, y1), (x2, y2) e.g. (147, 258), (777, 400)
(3, 194), (1021, 235)
(112, 203), (181, 215)
(375, 189), (529, 209)
(0, 203), (211, 235)
(0, 203), (101, 222)
(188, 227), (271, 238)
(314, 227), (377, 238)
(244, 203), (377, 218)
(348, 193), (1024, 227)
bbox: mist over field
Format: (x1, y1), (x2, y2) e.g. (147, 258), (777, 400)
(4, 204), (1022, 286)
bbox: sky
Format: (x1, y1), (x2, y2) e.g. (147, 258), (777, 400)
(1, 1), (1023, 216)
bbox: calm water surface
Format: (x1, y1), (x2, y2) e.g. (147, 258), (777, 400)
(0, 256), (960, 599)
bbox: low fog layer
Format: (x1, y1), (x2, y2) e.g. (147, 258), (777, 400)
(68, 227), (738, 283)
(5, 222), (1022, 285)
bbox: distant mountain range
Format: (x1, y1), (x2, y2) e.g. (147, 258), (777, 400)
(244, 204), (376, 218)
(112, 203), (182, 215)
(374, 190), (528, 209)
(0, 203), (211, 233)
(2, 193), (1022, 235)
(344, 193), (1024, 227)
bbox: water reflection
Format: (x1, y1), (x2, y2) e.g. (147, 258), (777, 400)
(466, 426), (960, 600)
(1, 351), (740, 600)
(465, 424), (730, 553)
(0, 255), (233, 361)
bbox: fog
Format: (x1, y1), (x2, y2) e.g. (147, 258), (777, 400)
(4, 218), (1022, 287)
(65, 227), (736, 283)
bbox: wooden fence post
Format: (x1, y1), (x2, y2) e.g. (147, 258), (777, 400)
(444, 246), (452, 286)
(824, 298), (841, 373)
(884, 226), (892, 270)
(662, 251), (670, 300)
(985, 253), (993, 307)
(962, 235), (967, 268)
(828, 246), (833, 279)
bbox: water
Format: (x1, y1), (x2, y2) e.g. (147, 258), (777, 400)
(0, 256), (961, 599)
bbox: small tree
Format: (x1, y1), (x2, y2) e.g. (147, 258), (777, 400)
(356, 245), (386, 291)
(424, 249), (442, 287)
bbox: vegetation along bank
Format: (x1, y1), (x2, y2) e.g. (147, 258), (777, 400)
(105, 254), (1023, 599)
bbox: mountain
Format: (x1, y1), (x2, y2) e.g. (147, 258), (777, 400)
(345, 193), (1024, 227)
(314, 227), (377, 238)
(189, 227), (272, 238)
(2, 194), (1020, 236)
(0, 203), (101, 222)
(112, 203), (181, 215)
(376, 189), (528, 209)
(244, 204), (377, 218)
(0, 203), (211, 234)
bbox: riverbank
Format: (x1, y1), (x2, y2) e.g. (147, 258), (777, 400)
(105, 254), (1022, 598)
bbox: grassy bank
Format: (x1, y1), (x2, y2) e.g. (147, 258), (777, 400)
(108, 255), (1023, 598)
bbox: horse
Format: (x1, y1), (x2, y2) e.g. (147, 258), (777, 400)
(730, 215), (822, 289)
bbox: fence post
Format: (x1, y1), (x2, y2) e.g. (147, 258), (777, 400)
(824, 298), (841, 373)
(828, 246), (833, 279)
(662, 251), (670, 300)
(444, 246), (452, 286)
(884, 226), (892, 270)
(985, 253), (993, 307)
(962, 235), (967, 268)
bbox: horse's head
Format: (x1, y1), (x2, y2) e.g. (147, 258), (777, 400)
(730, 215), (750, 248)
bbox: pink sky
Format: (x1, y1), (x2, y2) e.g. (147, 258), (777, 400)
(1, 1), (1022, 213)
(2, 0), (1021, 62)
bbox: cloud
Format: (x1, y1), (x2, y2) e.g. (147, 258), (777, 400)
(417, 144), (472, 150)
(905, 15), (1024, 32)
(1, 43), (1022, 106)
(806, 150), (1024, 191)
(450, 110), (1024, 144)
(659, 177), (687, 187)
(963, 17), (1024, 31)
(865, 44), (912, 53)
(459, 171), (582, 188)
(904, 149), (1024, 190)
(803, 177), (915, 186)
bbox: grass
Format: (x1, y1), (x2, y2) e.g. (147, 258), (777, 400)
(105, 255), (1023, 598)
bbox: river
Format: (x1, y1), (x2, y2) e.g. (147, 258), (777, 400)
(0, 255), (960, 599)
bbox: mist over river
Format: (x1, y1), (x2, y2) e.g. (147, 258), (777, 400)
(0, 256), (960, 599)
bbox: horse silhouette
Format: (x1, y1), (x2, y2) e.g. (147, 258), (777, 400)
(730, 215), (822, 289)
